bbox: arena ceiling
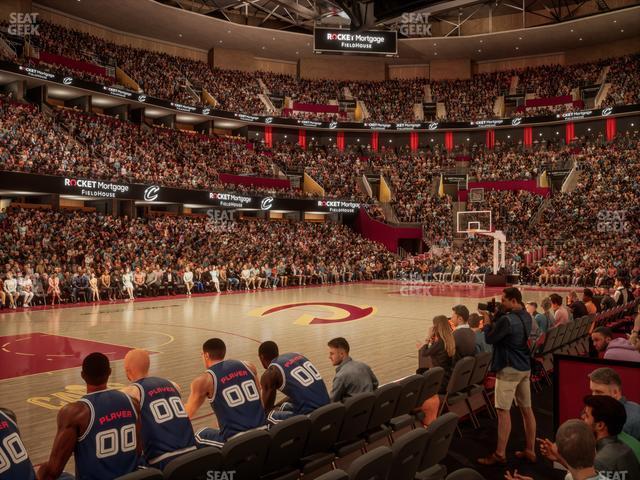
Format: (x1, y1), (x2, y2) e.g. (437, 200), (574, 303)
(34, 0), (640, 62)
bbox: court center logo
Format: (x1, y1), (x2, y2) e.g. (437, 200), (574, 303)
(249, 302), (375, 325)
(143, 185), (160, 202)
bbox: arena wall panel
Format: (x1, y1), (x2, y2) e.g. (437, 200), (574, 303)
(254, 57), (297, 76)
(0, 0), (32, 22)
(388, 64), (429, 80)
(429, 58), (471, 81)
(35, 7), (208, 62)
(212, 47), (259, 72)
(300, 56), (386, 81)
(474, 53), (566, 74)
(565, 36), (640, 64)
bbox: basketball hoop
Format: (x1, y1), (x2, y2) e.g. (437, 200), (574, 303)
(467, 229), (477, 240)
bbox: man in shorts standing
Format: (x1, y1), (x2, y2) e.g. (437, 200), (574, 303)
(478, 287), (537, 465)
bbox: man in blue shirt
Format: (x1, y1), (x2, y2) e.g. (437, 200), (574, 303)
(478, 287), (536, 466)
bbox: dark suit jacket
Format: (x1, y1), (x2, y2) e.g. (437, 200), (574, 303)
(162, 272), (176, 286)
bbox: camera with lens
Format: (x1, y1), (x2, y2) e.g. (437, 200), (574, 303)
(478, 298), (498, 314)
(478, 298), (506, 320)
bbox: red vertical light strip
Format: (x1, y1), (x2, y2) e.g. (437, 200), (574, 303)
(371, 131), (379, 152)
(337, 131), (345, 151)
(485, 129), (495, 149)
(298, 129), (306, 149)
(524, 127), (532, 148)
(565, 122), (575, 145)
(445, 131), (454, 151)
(410, 132), (419, 151)
(606, 117), (616, 141)
(264, 126), (273, 147)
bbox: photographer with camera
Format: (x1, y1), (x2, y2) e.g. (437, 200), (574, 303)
(477, 287), (537, 466)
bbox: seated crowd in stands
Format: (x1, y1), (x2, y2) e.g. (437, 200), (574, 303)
(0, 208), (394, 307)
(2, 20), (638, 123)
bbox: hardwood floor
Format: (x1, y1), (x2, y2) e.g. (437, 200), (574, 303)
(0, 280), (556, 471)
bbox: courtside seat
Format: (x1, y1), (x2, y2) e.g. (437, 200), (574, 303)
(389, 374), (424, 435)
(414, 413), (459, 480)
(534, 326), (558, 383)
(220, 429), (271, 480)
(463, 352), (494, 426)
(438, 357), (475, 430)
(314, 470), (349, 480)
(261, 415), (311, 480)
(333, 393), (376, 469)
(299, 403), (345, 477)
(389, 428), (430, 480)
(361, 383), (402, 447)
(346, 446), (393, 480)
(115, 468), (163, 480)
(445, 468), (487, 480)
(412, 368), (445, 425)
(163, 446), (222, 480)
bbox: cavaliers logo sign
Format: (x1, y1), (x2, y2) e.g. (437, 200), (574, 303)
(249, 302), (375, 325)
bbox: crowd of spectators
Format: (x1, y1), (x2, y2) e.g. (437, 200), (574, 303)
(3, 21), (639, 124)
(430, 71), (512, 122)
(261, 71), (341, 105)
(603, 54), (640, 107)
(344, 78), (426, 122)
(516, 61), (603, 98)
(466, 138), (572, 181)
(0, 208), (395, 307)
(465, 189), (542, 240)
(0, 98), (304, 195)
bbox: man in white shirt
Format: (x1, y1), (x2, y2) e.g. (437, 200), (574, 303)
(613, 277), (629, 306)
(241, 265), (252, 290)
(251, 265), (264, 289)
(19, 274), (34, 307)
(4, 272), (19, 309)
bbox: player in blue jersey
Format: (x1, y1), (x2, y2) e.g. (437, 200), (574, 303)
(1, 408), (73, 480)
(258, 341), (330, 425)
(121, 349), (197, 470)
(0, 407), (36, 480)
(185, 338), (266, 448)
(37, 352), (141, 480)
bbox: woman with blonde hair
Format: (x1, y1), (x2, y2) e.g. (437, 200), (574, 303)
(89, 271), (99, 302)
(541, 296), (555, 329)
(417, 315), (456, 426)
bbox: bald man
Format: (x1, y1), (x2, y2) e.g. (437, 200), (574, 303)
(121, 349), (196, 470)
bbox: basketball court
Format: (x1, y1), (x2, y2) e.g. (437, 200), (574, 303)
(0, 280), (560, 471)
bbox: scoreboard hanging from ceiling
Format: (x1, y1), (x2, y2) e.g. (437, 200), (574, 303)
(313, 27), (398, 56)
